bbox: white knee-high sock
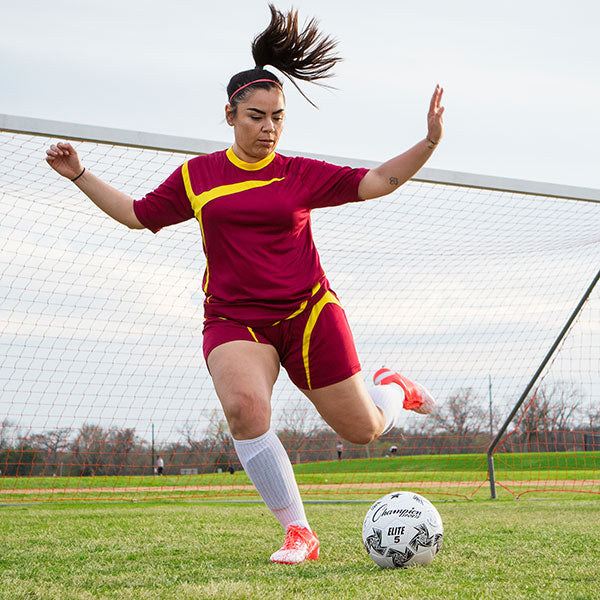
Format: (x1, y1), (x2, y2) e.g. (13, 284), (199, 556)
(233, 429), (310, 531)
(368, 383), (406, 434)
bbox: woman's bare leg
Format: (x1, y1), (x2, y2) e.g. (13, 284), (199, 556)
(208, 341), (318, 563)
(301, 373), (387, 444)
(302, 369), (434, 444)
(208, 340), (279, 439)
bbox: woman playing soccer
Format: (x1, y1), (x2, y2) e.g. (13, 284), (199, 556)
(46, 4), (444, 564)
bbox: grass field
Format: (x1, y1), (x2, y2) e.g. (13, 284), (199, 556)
(2, 451), (598, 503)
(1, 498), (599, 600)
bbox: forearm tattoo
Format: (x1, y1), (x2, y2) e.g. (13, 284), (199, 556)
(389, 177), (399, 186)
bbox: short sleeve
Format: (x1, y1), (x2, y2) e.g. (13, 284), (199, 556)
(297, 157), (369, 209)
(133, 166), (195, 233)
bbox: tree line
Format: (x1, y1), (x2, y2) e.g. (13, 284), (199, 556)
(1, 384), (598, 477)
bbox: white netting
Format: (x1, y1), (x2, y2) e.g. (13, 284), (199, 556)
(0, 129), (598, 499)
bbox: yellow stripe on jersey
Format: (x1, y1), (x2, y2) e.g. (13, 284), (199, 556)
(226, 147), (276, 171)
(302, 290), (342, 390)
(270, 282), (322, 326)
(181, 161), (284, 293)
(247, 326), (259, 343)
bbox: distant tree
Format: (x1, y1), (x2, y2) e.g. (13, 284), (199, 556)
(69, 425), (146, 476)
(179, 421), (206, 454)
(205, 413), (236, 472)
(106, 428), (137, 475)
(278, 427), (308, 464)
(583, 405), (600, 451)
(0, 445), (43, 476)
(24, 428), (71, 476)
(277, 407), (318, 463)
(519, 381), (582, 451)
(428, 388), (487, 438)
(0, 419), (21, 451)
(70, 424), (106, 476)
(176, 414), (236, 474)
(587, 405), (600, 432)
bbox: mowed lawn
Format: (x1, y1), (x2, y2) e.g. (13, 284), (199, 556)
(3, 451), (599, 504)
(1, 498), (599, 600)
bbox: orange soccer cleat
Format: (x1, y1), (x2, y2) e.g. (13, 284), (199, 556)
(269, 525), (320, 564)
(373, 367), (436, 415)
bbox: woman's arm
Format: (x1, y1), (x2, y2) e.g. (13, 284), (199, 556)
(358, 85), (444, 201)
(46, 142), (145, 229)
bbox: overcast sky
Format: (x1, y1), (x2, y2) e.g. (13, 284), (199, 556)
(2, 0), (599, 190)
(1, 0), (599, 441)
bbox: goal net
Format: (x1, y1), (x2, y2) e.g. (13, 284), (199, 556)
(1, 119), (598, 502)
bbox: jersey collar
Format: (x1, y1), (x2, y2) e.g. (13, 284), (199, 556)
(226, 147), (276, 171)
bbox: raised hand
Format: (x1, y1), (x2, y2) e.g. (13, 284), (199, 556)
(45, 142), (83, 180)
(427, 85), (444, 145)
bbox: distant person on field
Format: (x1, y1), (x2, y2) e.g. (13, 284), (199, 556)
(389, 445), (398, 456)
(45, 4), (441, 564)
(157, 456), (164, 476)
(336, 442), (343, 461)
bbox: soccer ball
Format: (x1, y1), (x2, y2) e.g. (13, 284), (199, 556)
(362, 491), (443, 568)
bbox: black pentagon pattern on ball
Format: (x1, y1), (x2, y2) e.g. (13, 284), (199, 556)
(387, 545), (415, 567)
(383, 523), (444, 568)
(364, 527), (387, 556)
(408, 523), (444, 555)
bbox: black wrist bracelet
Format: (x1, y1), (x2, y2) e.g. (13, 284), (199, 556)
(71, 167), (86, 182)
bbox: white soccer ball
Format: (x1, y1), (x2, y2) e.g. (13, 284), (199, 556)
(362, 491), (443, 568)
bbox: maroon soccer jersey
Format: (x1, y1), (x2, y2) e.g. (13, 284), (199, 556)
(134, 148), (368, 326)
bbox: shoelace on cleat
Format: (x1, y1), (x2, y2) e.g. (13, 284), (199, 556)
(281, 526), (308, 550)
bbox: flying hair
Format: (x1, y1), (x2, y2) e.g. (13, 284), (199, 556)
(227, 4), (342, 108)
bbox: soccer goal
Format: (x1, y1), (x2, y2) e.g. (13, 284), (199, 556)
(1, 114), (598, 503)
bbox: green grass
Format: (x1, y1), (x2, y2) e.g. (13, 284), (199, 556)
(2, 450), (598, 504)
(1, 499), (599, 599)
(295, 453), (488, 474)
(4, 450), (599, 491)
(296, 450), (600, 474)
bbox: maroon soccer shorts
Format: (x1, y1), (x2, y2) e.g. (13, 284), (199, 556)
(202, 288), (361, 390)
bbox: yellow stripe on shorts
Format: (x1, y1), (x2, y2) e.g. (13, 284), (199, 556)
(302, 291), (342, 390)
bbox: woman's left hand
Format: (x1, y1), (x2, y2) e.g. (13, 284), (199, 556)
(427, 85), (444, 144)
(358, 85), (446, 200)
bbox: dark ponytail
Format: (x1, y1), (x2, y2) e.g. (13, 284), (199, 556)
(227, 4), (341, 108)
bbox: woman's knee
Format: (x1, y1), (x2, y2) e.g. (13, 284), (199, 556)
(221, 389), (271, 440)
(207, 341), (279, 440)
(303, 374), (385, 445)
(337, 421), (381, 446)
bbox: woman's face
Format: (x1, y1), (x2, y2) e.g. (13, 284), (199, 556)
(226, 87), (285, 162)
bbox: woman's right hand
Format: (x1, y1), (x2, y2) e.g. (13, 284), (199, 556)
(45, 141), (83, 180)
